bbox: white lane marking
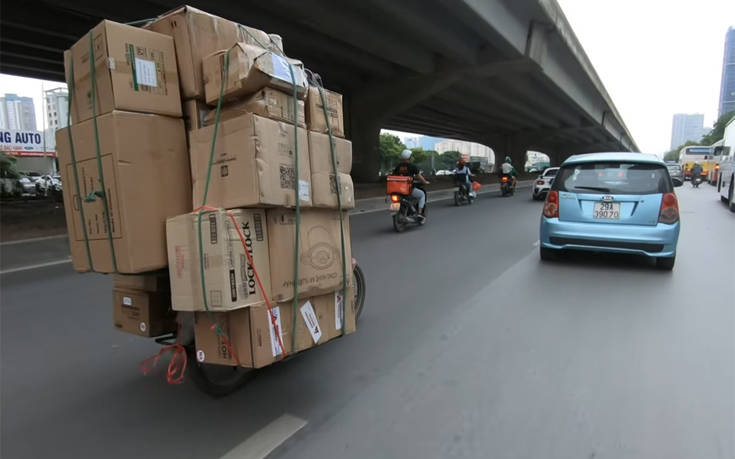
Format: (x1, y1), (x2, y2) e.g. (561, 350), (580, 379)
(0, 234), (67, 246)
(219, 413), (307, 459)
(0, 258), (72, 275)
(532, 240), (540, 247)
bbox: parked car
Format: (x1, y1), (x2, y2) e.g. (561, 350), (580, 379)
(17, 176), (38, 196)
(531, 167), (559, 200)
(665, 162), (683, 183)
(539, 152), (683, 270)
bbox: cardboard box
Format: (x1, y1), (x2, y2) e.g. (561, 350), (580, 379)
(113, 272), (169, 292)
(145, 6), (279, 99)
(267, 209), (352, 302)
(306, 87), (345, 138)
(65, 20), (181, 123)
(113, 287), (176, 337)
(56, 111), (190, 273)
(183, 99), (208, 132)
(203, 43), (308, 105)
(308, 131), (355, 209)
(193, 287), (355, 368)
(203, 88), (305, 127)
(166, 208), (271, 312)
(189, 113), (312, 209)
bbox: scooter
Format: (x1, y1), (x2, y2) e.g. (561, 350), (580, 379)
(389, 184), (427, 232)
(500, 175), (516, 197)
(454, 176), (474, 206)
(692, 176), (702, 188)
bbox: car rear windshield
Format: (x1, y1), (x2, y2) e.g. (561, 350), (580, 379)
(544, 169), (558, 177)
(553, 162), (672, 195)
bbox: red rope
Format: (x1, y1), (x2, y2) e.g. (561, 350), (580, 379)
(140, 344), (188, 385)
(227, 211), (287, 358)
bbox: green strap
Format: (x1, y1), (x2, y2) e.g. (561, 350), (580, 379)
(287, 62), (301, 353)
(315, 85), (347, 334)
(88, 31), (118, 273)
(196, 49), (230, 317)
(64, 61), (95, 271)
(127, 44), (139, 92)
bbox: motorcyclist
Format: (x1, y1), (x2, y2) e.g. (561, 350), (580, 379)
(690, 161), (703, 184)
(393, 149), (429, 217)
(454, 159), (475, 197)
(500, 156), (517, 187)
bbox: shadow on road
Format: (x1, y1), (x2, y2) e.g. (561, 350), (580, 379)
(540, 250), (669, 273)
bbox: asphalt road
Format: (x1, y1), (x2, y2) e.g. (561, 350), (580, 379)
(1, 185), (733, 459)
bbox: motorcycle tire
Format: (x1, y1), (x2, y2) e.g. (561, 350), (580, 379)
(392, 214), (406, 232)
(353, 264), (367, 320)
(454, 191), (460, 206)
(186, 344), (255, 397)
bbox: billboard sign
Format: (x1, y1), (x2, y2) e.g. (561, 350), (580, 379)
(0, 129), (55, 156)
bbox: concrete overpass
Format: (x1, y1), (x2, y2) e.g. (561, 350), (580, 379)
(1, 0), (638, 180)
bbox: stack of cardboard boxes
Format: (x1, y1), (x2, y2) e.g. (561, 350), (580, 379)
(57, 6), (357, 371)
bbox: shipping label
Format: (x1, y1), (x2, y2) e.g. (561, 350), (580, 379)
(335, 290), (344, 331)
(124, 43), (167, 95)
(300, 301), (322, 344)
(268, 306), (284, 357)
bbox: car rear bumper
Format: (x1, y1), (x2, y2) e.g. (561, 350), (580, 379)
(540, 217), (679, 257)
(532, 186), (550, 196)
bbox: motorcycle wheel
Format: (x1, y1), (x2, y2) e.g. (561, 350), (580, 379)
(454, 191), (460, 206)
(186, 345), (255, 397)
(392, 213), (406, 232)
(353, 264), (366, 320)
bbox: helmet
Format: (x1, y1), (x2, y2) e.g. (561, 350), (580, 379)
(505, 156), (512, 163)
(457, 159), (465, 167)
(401, 149), (412, 160)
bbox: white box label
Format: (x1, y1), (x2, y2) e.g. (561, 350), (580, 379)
(268, 306), (283, 357)
(300, 301), (322, 344)
(134, 57), (158, 87)
(123, 296), (132, 306)
(299, 179), (310, 202)
(334, 290), (344, 331)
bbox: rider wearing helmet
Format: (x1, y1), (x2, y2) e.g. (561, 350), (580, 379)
(500, 156), (516, 186)
(454, 158), (475, 197)
(393, 149), (430, 216)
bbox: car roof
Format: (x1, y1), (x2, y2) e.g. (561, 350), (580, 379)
(562, 152), (664, 166)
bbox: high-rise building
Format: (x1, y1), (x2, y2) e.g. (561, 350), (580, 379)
(44, 87), (69, 130)
(0, 93), (37, 131)
(718, 27), (735, 118)
(670, 114), (707, 150)
(435, 139), (494, 163)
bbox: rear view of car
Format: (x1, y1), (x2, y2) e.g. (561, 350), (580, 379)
(531, 167), (559, 200)
(539, 153), (682, 270)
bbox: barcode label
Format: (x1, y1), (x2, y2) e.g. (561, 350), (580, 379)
(134, 57), (158, 87)
(300, 301), (322, 344)
(239, 254), (249, 298)
(253, 213), (264, 241)
(209, 213), (217, 244)
(279, 164), (295, 189)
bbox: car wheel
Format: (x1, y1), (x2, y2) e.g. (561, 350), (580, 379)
(729, 179), (735, 213)
(539, 246), (557, 261)
(655, 256), (675, 271)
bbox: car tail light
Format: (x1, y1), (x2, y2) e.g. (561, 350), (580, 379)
(501, 176), (508, 182)
(715, 164), (720, 170)
(658, 192), (679, 224)
(543, 190), (559, 218)
(390, 194), (400, 203)
(536, 180), (544, 185)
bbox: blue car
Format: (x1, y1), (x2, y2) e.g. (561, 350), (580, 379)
(539, 153), (683, 270)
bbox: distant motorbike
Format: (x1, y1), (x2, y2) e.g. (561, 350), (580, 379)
(500, 175), (515, 197)
(454, 175), (474, 206)
(692, 176), (702, 188)
(389, 184), (427, 232)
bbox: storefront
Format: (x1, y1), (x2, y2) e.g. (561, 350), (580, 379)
(1, 129), (57, 174)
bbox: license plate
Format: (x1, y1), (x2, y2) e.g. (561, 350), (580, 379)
(390, 202), (400, 211)
(593, 201), (620, 219)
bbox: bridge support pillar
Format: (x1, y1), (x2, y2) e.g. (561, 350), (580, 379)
(500, 134), (529, 173)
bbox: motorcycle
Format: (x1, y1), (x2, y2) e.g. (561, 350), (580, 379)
(389, 183), (427, 232)
(692, 176), (702, 188)
(172, 260), (366, 397)
(500, 175), (516, 197)
(454, 175), (474, 206)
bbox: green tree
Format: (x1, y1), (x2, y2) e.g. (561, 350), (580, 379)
(438, 150), (462, 170)
(0, 154), (20, 179)
(700, 110), (735, 145)
(379, 133), (406, 173)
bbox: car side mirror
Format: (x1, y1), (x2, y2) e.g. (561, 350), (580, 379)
(672, 178), (683, 187)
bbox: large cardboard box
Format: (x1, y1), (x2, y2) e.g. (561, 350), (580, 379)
(306, 87), (345, 138)
(145, 6), (278, 99)
(65, 20), (181, 123)
(113, 272), (169, 292)
(113, 288), (176, 337)
(166, 208), (271, 312)
(203, 43), (308, 105)
(267, 209), (352, 302)
(308, 131), (355, 209)
(203, 88), (305, 127)
(189, 113), (312, 209)
(193, 287), (356, 368)
(183, 99), (208, 132)
(56, 111), (190, 273)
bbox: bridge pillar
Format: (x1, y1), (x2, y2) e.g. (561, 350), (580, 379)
(500, 134), (529, 173)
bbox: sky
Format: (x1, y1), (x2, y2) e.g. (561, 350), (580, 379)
(1, 0), (733, 153)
